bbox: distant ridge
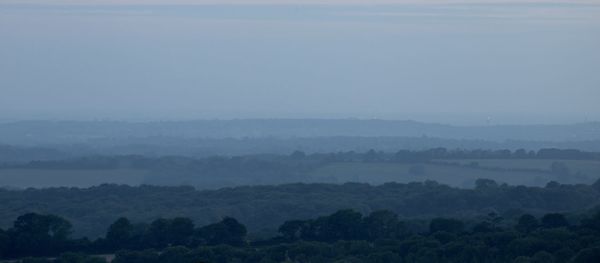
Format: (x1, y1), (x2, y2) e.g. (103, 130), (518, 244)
(1, 119), (598, 144)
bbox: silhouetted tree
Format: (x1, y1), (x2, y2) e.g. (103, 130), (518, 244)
(112, 250), (159, 263)
(581, 211), (600, 231)
(168, 217), (194, 246)
(541, 213), (569, 228)
(290, 150), (306, 160)
(9, 213), (72, 257)
(364, 149), (381, 162)
(106, 217), (134, 250)
(279, 220), (306, 242)
(196, 217), (247, 246)
(312, 209), (364, 241)
(571, 247), (600, 263)
(363, 210), (406, 240)
(475, 179), (499, 190)
(0, 228), (8, 258)
(148, 219), (170, 248)
(429, 218), (464, 234)
(516, 214), (539, 233)
(54, 252), (107, 263)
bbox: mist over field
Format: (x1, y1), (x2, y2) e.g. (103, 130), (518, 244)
(1, 1), (600, 262)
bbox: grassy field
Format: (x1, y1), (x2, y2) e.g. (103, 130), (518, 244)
(308, 160), (600, 188)
(449, 159), (600, 175)
(1, 159), (598, 189)
(0, 169), (148, 188)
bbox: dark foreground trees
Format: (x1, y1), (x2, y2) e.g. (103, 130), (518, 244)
(1, 213), (246, 260)
(3, 179), (600, 239)
(4, 209), (600, 263)
(4, 213), (79, 257)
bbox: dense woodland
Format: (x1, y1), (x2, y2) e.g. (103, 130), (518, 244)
(2, 208), (600, 262)
(3, 148), (599, 169)
(2, 178), (600, 239)
(1, 148), (600, 261)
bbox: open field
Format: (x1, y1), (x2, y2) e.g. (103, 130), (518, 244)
(309, 160), (600, 187)
(1, 159), (599, 189)
(0, 169), (148, 188)
(448, 159), (600, 175)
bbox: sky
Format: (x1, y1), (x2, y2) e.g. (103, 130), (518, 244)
(0, 0), (599, 125)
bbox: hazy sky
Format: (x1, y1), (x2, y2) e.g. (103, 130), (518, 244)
(1, 0), (599, 124)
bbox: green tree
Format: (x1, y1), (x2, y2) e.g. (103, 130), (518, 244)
(169, 217), (194, 246)
(148, 218), (170, 248)
(0, 228), (8, 258)
(55, 252), (108, 263)
(366, 251), (402, 263)
(313, 210), (364, 241)
(571, 247), (600, 263)
(290, 151), (307, 160)
(475, 179), (499, 190)
(9, 213), (72, 257)
(19, 258), (52, 263)
(581, 211), (600, 231)
(531, 251), (554, 263)
(197, 217), (247, 246)
(429, 218), (464, 234)
(363, 210), (406, 240)
(279, 220), (306, 241)
(112, 250), (159, 263)
(106, 217), (134, 250)
(541, 213), (568, 228)
(516, 214), (539, 233)
(158, 246), (191, 263)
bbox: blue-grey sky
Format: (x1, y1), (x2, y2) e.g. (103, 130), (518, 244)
(1, 0), (599, 124)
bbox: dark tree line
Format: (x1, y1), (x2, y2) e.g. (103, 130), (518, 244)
(101, 216), (246, 251)
(4, 209), (600, 262)
(3, 148), (598, 170)
(3, 179), (600, 239)
(0, 213), (246, 260)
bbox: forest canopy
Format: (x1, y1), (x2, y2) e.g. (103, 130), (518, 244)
(3, 207), (600, 262)
(2, 178), (600, 239)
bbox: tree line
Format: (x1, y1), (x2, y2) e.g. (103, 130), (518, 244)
(3, 208), (600, 262)
(3, 180), (600, 239)
(0, 213), (246, 259)
(3, 148), (598, 170)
